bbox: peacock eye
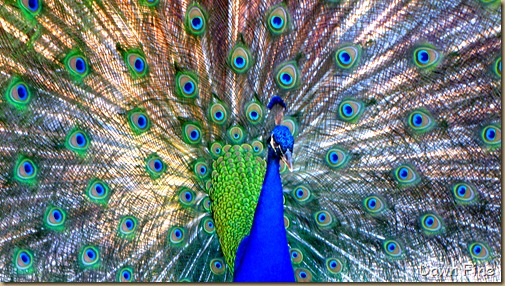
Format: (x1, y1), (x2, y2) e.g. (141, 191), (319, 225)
(452, 183), (478, 204)
(178, 187), (196, 206)
(176, 72), (199, 99)
(289, 248), (303, 264)
(420, 213), (443, 234)
(292, 185), (311, 203)
(494, 57), (501, 77)
(193, 160), (210, 179)
(126, 52), (148, 77)
(393, 164), (420, 187)
(413, 45), (442, 69)
(119, 216), (137, 235)
(407, 110), (435, 134)
(363, 195), (386, 215)
(335, 45), (361, 69)
(325, 147), (350, 169)
(15, 157), (37, 183)
(210, 258), (226, 275)
(127, 109), (151, 134)
(44, 206), (66, 229)
(266, 5), (290, 35)
(468, 242), (490, 261)
(245, 102), (264, 124)
(294, 268), (313, 282)
(168, 226), (186, 245)
(7, 79), (32, 107)
(86, 179), (110, 205)
(146, 154), (166, 179)
(117, 267), (134, 282)
(383, 239), (403, 258)
(326, 258), (344, 275)
(20, 0), (42, 14)
(185, 4), (207, 36)
(182, 122), (202, 144)
(65, 52), (90, 78)
(338, 99), (364, 123)
(209, 102), (228, 125)
(481, 125), (501, 147)
(80, 246), (100, 268)
(229, 45), (252, 74)
(201, 217), (215, 234)
(274, 61), (301, 90)
(314, 210), (334, 228)
(251, 140), (264, 154)
(15, 249), (34, 271)
(66, 129), (90, 154)
(227, 126), (245, 144)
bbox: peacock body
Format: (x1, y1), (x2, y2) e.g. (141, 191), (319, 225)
(0, 0), (502, 282)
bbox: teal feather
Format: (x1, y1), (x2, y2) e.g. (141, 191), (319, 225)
(0, 0), (501, 282)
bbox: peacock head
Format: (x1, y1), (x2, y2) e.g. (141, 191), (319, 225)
(269, 123), (294, 171)
(267, 96), (294, 170)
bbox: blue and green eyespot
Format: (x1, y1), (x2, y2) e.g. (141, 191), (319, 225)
(393, 164), (420, 187)
(209, 101), (228, 125)
(480, 125), (501, 147)
(193, 160), (210, 180)
(182, 122), (202, 145)
(6, 78), (32, 109)
(79, 245), (100, 269)
(14, 248), (34, 274)
(227, 126), (245, 144)
(168, 226), (186, 245)
(289, 248), (303, 264)
(118, 216), (138, 239)
(314, 210), (334, 228)
(14, 156), (37, 184)
(468, 242), (491, 261)
(86, 179), (111, 205)
(117, 266), (134, 282)
(294, 268), (313, 282)
(44, 206), (66, 231)
(245, 101), (264, 125)
(335, 45), (361, 70)
(413, 45), (442, 70)
(228, 44), (253, 74)
(185, 3), (207, 36)
(201, 217), (215, 234)
(363, 195), (387, 215)
(127, 108), (151, 134)
(179, 187), (196, 206)
(125, 51), (148, 78)
(251, 140), (264, 155)
(65, 51), (90, 79)
(176, 71), (199, 99)
(146, 154), (166, 179)
(65, 128), (90, 155)
(407, 109), (435, 134)
(452, 182), (478, 205)
(19, 0), (42, 15)
(493, 57), (501, 77)
(325, 147), (350, 169)
(326, 257), (344, 275)
(274, 61), (301, 91)
(419, 213), (444, 235)
(292, 185), (311, 204)
(338, 99), (364, 123)
(210, 258), (225, 275)
(266, 4), (291, 35)
(383, 239), (404, 259)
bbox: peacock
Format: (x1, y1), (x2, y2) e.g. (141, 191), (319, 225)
(0, 0), (502, 282)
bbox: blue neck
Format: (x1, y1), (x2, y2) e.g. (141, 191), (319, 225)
(233, 151), (295, 282)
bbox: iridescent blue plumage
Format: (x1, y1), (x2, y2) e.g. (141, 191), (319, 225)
(0, 0), (501, 282)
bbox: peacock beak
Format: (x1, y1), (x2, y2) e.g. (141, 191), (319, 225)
(281, 150), (293, 172)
